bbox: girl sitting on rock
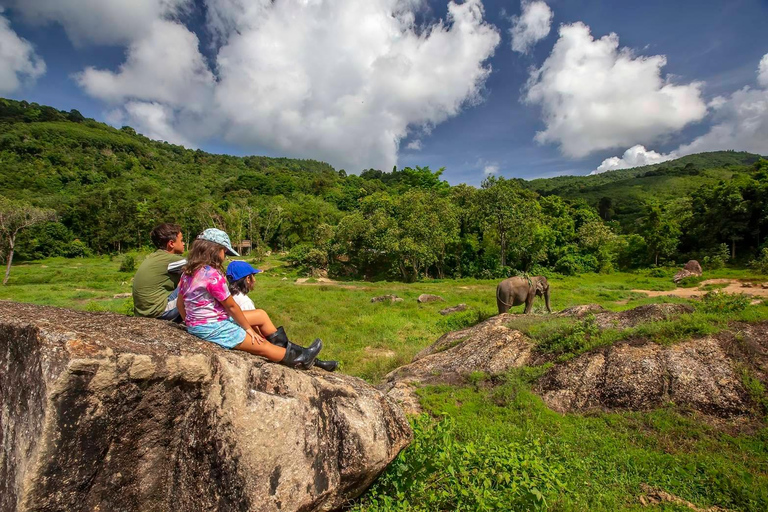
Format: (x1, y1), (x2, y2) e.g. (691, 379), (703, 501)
(225, 260), (338, 372)
(178, 228), (322, 370)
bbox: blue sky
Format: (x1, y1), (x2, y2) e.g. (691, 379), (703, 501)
(1, 0), (767, 185)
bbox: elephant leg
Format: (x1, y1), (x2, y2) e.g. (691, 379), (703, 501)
(497, 296), (508, 314)
(523, 289), (535, 314)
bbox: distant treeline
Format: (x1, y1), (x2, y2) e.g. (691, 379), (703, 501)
(2, 97), (767, 279)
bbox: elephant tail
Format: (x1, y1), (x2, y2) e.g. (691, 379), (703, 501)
(496, 286), (516, 308)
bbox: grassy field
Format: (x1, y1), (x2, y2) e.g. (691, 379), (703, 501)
(3, 255), (768, 510)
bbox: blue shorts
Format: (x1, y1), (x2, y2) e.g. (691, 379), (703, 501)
(187, 319), (246, 349)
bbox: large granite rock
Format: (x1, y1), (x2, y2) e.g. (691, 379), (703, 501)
(0, 301), (410, 512)
(537, 335), (752, 417)
(379, 314), (532, 409)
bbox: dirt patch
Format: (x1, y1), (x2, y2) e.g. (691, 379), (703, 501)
(364, 346), (397, 359)
(294, 277), (366, 290)
(633, 279), (768, 299)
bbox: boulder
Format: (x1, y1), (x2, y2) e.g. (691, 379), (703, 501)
(380, 314), (532, 405)
(591, 303), (694, 329)
(674, 260), (703, 284)
(417, 294), (444, 303)
(537, 335), (751, 417)
(684, 260), (703, 274)
(439, 304), (468, 316)
(370, 295), (402, 303)
(0, 301), (410, 512)
(556, 304), (606, 318)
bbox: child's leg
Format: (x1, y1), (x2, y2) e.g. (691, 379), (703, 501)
(233, 337), (286, 361)
(242, 309), (277, 336)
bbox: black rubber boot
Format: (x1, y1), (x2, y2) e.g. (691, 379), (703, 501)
(269, 327), (338, 371)
(314, 359), (339, 372)
(279, 338), (322, 370)
(266, 326), (290, 348)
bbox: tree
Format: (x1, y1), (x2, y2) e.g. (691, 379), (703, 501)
(0, 197), (56, 284)
(478, 177), (540, 269)
(641, 203), (680, 266)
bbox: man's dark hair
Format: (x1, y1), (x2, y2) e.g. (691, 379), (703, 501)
(150, 223), (181, 249)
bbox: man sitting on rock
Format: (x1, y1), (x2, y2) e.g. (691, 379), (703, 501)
(132, 223), (186, 321)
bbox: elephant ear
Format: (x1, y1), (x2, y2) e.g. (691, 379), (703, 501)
(536, 279), (546, 292)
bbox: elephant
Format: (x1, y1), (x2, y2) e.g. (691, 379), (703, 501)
(496, 275), (551, 314)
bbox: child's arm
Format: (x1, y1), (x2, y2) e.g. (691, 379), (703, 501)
(177, 290), (186, 321)
(220, 296), (266, 345)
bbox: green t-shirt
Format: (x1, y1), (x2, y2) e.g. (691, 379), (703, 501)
(132, 250), (185, 317)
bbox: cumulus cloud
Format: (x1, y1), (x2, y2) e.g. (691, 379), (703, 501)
(591, 144), (675, 174)
(673, 55), (768, 157)
(406, 139), (423, 150)
(524, 22), (707, 157)
(50, 0), (499, 172)
(76, 20), (214, 110)
(108, 101), (193, 147)
(0, 10), (45, 94)
(3, 0), (191, 46)
(483, 163), (500, 175)
(510, 0), (552, 54)
(208, 0), (500, 171)
(758, 53), (768, 88)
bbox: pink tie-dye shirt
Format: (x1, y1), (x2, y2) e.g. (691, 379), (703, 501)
(179, 266), (231, 327)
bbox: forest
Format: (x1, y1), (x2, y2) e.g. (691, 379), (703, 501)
(2, 97), (767, 281)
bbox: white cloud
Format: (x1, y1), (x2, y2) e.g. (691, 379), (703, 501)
(483, 163), (500, 175)
(76, 20), (214, 110)
(64, 0), (499, 172)
(674, 61), (768, 156)
(406, 139), (423, 150)
(110, 101), (193, 147)
(0, 10), (45, 94)
(524, 22), (707, 158)
(758, 53), (768, 88)
(4, 0), (191, 46)
(591, 144), (675, 175)
(208, 0), (500, 171)
(510, 0), (552, 54)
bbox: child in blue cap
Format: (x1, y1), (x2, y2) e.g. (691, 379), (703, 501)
(178, 228), (324, 370)
(226, 260), (338, 372)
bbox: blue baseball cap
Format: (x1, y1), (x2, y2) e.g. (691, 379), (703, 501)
(197, 228), (239, 256)
(226, 261), (262, 281)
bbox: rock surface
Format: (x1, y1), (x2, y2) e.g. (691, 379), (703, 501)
(439, 304), (467, 315)
(674, 260), (703, 284)
(379, 315), (532, 407)
(0, 301), (411, 512)
(592, 303), (694, 329)
(370, 295), (402, 303)
(537, 334), (753, 417)
(381, 304), (764, 420)
(417, 294), (444, 303)
(684, 260), (703, 274)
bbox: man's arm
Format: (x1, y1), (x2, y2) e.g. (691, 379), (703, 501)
(167, 259), (187, 273)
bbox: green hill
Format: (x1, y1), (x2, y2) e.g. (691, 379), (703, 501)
(525, 151), (764, 226)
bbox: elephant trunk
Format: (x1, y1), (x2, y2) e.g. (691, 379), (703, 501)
(544, 288), (552, 313)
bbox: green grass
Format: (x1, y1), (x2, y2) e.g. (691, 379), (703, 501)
(356, 373), (768, 511)
(3, 255), (768, 510)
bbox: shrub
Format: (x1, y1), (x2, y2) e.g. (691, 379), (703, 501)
(702, 243), (730, 270)
(699, 291), (750, 314)
(677, 275), (705, 288)
(118, 255), (136, 273)
(354, 415), (565, 511)
(749, 248), (768, 275)
(554, 253), (597, 276)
